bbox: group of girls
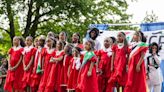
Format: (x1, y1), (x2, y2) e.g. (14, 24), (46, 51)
(3, 27), (163, 92)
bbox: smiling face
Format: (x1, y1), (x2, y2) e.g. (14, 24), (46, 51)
(84, 41), (91, 51)
(104, 38), (112, 48)
(117, 32), (124, 43)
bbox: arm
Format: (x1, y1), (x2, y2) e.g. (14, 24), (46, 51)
(87, 61), (95, 77)
(136, 51), (145, 72)
(50, 56), (64, 63)
(12, 55), (23, 70)
(41, 57), (45, 70)
(153, 55), (161, 65)
(26, 56), (34, 71)
(111, 52), (115, 72)
(67, 65), (71, 77)
(8, 55), (11, 70)
(22, 55), (26, 70)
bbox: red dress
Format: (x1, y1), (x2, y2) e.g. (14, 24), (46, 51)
(97, 48), (113, 92)
(67, 56), (83, 90)
(77, 54), (98, 92)
(108, 44), (128, 86)
(60, 54), (73, 91)
(37, 48), (56, 92)
(4, 47), (24, 92)
(30, 47), (45, 90)
(22, 46), (37, 88)
(44, 50), (65, 92)
(124, 42), (148, 92)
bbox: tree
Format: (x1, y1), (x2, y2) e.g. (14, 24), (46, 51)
(143, 11), (158, 23)
(0, 0), (132, 56)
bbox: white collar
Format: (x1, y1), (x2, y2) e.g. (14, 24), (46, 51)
(46, 47), (55, 54)
(117, 43), (124, 49)
(24, 45), (33, 52)
(56, 50), (63, 56)
(103, 47), (112, 52)
(13, 45), (22, 51)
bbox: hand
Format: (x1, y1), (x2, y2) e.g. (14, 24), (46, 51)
(50, 57), (54, 62)
(9, 67), (14, 71)
(24, 67), (28, 71)
(136, 64), (140, 72)
(87, 71), (92, 77)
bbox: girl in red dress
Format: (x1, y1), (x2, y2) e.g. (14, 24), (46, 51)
(97, 37), (115, 92)
(108, 32), (129, 92)
(60, 43), (73, 92)
(30, 35), (46, 92)
(67, 47), (82, 92)
(37, 37), (56, 92)
(4, 36), (24, 92)
(124, 31), (148, 92)
(22, 36), (37, 92)
(44, 41), (65, 92)
(77, 40), (99, 92)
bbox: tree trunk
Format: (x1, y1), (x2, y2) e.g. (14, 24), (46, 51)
(23, 0), (33, 38)
(6, 0), (15, 44)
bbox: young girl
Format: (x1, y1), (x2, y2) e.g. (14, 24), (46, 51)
(0, 58), (8, 91)
(108, 32), (129, 92)
(30, 35), (46, 92)
(146, 42), (163, 92)
(60, 43), (73, 92)
(71, 33), (83, 49)
(34, 37), (39, 48)
(44, 41), (65, 92)
(77, 40), (98, 92)
(59, 31), (67, 43)
(37, 37), (56, 92)
(4, 36), (24, 92)
(97, 37), (115, 92)
(67, 47), (82, 92)
(22, 36), (37, 92)
(124, 31), (148, 92)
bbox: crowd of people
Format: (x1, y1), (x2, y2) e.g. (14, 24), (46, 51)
(1, 28), (163, 92)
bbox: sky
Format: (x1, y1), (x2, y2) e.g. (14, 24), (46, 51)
(127, 0), (164, 23)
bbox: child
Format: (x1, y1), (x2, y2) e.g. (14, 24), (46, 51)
(71, 33), (83, 49)
(67, 47), (82, 92)
(0, 58), (8, 91)
(44, 41), (65, 92)
(30, 35), (46, 92)
(97, 37), (115, 92)
(59, 31), (67, 43)
(124, 31), (148, 92)
(146, 42), (163, 92)
(22, 36), (37, 92)
(77, 40), (98, 92)
(108, 32), (129, 92)
(4, 36), (24, 92)
(34, 37), (39, 48)
(60, 43), (73, 92)
(37, 37), (56, 92)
